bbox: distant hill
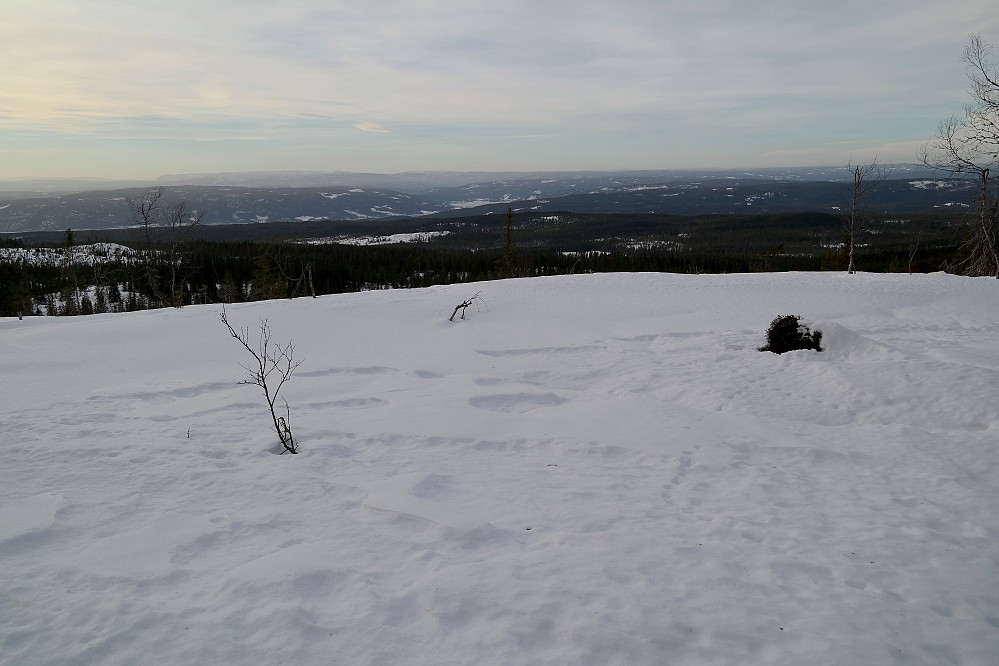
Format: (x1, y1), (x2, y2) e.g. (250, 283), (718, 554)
(0, 166), (973, 234)
(0, 186), (441, 233)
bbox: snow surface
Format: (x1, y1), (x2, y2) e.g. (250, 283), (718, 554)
(0, 243), (136, 268)
(1, 272), (998, 665)
(448, 198), (512, 209)
(909, 180), (957, 190)
(302, 231), (451, 246)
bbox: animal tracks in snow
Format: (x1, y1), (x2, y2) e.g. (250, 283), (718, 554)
(303, 397), (389, 410)
(475, 344), (606, 358)
(298, 365), (398, 378)
(85, 380), (236, 405)
(0, 493), (63, 545)
(70, 512), (215, 577)
(361, 472), (487, 531)
(468, 392), (568, 413)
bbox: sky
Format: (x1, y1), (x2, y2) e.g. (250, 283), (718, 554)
(3, 0), (999, 180)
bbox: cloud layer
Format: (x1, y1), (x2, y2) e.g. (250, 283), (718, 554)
(2, 0), (998, 177)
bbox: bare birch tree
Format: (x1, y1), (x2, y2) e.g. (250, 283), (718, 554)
(845, 158), (891, 274)
(921, 34), (999, 278)
(126, 186), (202, 306)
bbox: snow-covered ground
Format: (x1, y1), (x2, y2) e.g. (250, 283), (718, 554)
(1, 272), (997, 665)
(0, 242), (136, 267)
(301, 231), (450, 246)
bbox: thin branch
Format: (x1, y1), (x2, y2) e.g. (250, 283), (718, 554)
(220, 305), (303, 453)
(449, 291), (484, 321)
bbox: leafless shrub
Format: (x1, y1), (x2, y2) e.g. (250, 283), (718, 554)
(220, 306), (303, 454)
(449, 291), (486, 321)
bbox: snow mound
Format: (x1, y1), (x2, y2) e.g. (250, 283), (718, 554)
(810, 320), (907, 361)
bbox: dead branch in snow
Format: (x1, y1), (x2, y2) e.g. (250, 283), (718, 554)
(449, 291), (485, 321)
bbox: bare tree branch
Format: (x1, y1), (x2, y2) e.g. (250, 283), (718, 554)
(125, 187), (202, 306)
(220, 305), (303, 454)
(845, 157), (892, 274)
(921, 34), (999, 278)
(449, 291), (485, 321)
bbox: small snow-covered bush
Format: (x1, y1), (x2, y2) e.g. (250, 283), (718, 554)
(759, 314), (822, 354)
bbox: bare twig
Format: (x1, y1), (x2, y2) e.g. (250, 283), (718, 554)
(449, 291), (485, 321)
(220, 305), (303, 453)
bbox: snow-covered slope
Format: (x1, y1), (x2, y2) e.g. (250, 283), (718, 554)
(0, 242), (136, 267)
(1, 272), (997, 665)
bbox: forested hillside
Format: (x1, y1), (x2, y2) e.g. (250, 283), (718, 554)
(0, 208), (962, 317)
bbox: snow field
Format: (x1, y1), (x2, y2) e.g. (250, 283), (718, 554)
(1, 271), (997, 665)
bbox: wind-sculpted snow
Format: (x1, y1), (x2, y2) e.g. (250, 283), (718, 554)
(1, 272), (997, 664)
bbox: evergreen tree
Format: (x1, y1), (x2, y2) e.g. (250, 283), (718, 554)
(109, 282), (122, 306)
(219, 272), (240, 303)
(61, 228), (81, 314)
(498, 207), (517, 278)
(94, 286), (109, 314)
(250, 251), (286, 301)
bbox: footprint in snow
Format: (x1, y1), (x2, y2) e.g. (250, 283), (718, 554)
(468, 393), (567, 413)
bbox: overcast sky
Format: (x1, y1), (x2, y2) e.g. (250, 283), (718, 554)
(3, 1), (998, 179)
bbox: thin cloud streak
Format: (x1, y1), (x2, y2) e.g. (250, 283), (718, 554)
(355, 122), (391, 133)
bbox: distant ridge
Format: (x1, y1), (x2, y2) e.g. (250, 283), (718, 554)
(0, 177), (153, 195)
(2, 165), (950, 196)
(0, 165), (966, 233)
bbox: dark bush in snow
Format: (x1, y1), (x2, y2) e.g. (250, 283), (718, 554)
(759, 314), (822, 354)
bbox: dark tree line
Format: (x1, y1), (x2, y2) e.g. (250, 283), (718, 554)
(0, 150), (975, 319)
(3, 227), (961, 318)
